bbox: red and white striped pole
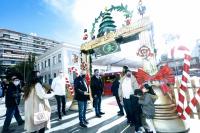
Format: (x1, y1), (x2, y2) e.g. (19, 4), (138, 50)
(181, 88), (200, 120)
(65, 67), (79, 96)
(65, 77), (74, 96)
(176, 46), (191, 116)
(70, 66), (79, 77)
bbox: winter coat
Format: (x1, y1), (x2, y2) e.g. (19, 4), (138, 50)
(74, 76), (90, 101)
(138, 93), (157, 119)
(5, 83), (22, 107)
(111, 79), (120, 96)
(90, 75), (103, 97)
(24, 83), (54, 132)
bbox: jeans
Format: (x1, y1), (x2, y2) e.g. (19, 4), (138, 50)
(3, 106), (23, 130)
(55, 95), (66, 118)
(78, 101), (87, 123)
(115, 95), (124, 114)
(123, 98), (134, 122)
(93, 96), (102, 115)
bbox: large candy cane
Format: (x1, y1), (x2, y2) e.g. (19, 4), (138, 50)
(176, 46), (191, 116)
(65, 66), (79, 96)
(65, 76), (74, 96)
(70, 66), (79, 77)
(181, 88), (200, 120)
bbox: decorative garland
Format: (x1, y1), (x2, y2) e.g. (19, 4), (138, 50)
(90, 3), (133, 38)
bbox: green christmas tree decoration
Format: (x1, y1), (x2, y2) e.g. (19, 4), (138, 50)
(97, 10), (116, 38)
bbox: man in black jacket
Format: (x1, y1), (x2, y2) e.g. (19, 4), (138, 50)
(91, 69), (105, 117)
(74, 70), (90, 128)
(2, 76), (24, 133)
(111, 74), (124, 116)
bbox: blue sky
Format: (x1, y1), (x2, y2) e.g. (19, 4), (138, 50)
(0, 0), (78, 44)
(0, 0), (200, 57)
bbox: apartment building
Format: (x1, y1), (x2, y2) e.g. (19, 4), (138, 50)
(0, 29), (60, 66)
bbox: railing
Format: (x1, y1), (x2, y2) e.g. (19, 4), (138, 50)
(173, 86), (200, 119)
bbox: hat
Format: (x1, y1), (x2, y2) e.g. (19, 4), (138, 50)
(11, 76), (19, 81)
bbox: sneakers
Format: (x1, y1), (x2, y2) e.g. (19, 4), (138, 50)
(80, 123), (87, 128)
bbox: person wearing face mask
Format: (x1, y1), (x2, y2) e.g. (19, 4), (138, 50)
(51, 70), (66, 120)
(74, 70), (90, 128)
(118, 70), (139, 126)
(2, 75), (24, 133)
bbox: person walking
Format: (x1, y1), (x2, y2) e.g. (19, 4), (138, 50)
(74, 70), (90, 128)
(111, 74), (124, 116)
(139, 84), (158, 133)
(51, 70), (66, 120)
(24, 71), (54, 133)
(1, 76), (24, 133)
(91, 69), (105, 117)
(118, 70), (139, 125)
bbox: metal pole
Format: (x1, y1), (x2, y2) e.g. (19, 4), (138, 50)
(24, 51), (26, 82)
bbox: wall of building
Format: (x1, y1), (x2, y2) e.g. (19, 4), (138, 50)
(35, 43), (80, 84)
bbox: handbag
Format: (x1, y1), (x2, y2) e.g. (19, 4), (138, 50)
(33, 89), (50, 125)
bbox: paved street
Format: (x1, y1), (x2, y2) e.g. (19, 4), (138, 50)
(0, 96), (199, 133)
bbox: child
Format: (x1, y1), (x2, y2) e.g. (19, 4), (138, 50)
(139, 84), (158, 133)
(131, 89), (145, 133)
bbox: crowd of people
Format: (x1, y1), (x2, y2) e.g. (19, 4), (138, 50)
(0, 65), (158, 133)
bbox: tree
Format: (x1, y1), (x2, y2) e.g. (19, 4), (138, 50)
(97, 10), (116, 38)
(5, 53), (35, 82)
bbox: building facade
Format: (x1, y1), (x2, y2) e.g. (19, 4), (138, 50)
(159, 57), (200, 76)
(0, 29), (60, 67)
(35, 43), (80, 84)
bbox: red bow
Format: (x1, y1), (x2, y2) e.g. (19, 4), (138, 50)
(134, 65), (175, 93)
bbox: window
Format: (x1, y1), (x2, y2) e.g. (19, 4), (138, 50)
(45, 60), (47, 68)
(53, 56), (56, 65)
(58, 54), (61, 63)
(54, 73), (56, 78)
(41, 62), (44, 69)
(48, 59), (50, 67)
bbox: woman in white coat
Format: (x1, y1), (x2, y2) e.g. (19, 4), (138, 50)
(24, 71), (54, 133)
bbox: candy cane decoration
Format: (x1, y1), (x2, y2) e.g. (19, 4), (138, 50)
(176, 46), (191, 116)
(65, 66), (79, 96)
(65, 76), (74, 96)
(70, 66), (79, 77)
(180, 88), (200, 120)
